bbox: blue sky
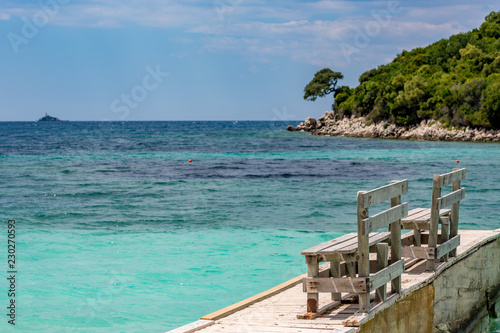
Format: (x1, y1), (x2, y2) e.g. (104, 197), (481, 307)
(0, 0), (497, 121)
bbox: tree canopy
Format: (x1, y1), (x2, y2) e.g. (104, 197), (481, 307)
(303, 68), (344, 102)
(328, 11), (500, 129)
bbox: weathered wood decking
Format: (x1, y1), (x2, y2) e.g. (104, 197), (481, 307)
(168, 229), (500, 333)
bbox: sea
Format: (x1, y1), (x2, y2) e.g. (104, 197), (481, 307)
(0, 121), (499, 332)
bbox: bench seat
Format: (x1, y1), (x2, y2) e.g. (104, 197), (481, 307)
(401, 208), (450, 230)
(301, 232), (390, 256)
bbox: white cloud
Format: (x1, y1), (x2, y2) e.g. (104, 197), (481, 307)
(1, 0), (497, 68)
(1, 0), (220, 28)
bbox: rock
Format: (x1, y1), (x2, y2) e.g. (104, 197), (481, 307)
(304, 117), (317, 129)
(286, 125), (294, 131)
(286, 115), (497, 142)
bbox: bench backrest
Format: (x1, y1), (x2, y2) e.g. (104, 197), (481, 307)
(429, 168), (466, 249)
(356, 180), (408, 278)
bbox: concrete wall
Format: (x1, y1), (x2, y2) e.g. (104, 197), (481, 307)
(359, 236), (500, 333)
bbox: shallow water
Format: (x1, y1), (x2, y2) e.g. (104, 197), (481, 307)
(0, 121), (499, 332)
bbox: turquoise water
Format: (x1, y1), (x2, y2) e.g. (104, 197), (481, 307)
(0, 121), (499, 332)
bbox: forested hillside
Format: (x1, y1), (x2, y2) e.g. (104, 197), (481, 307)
(333, 11), (500, 129)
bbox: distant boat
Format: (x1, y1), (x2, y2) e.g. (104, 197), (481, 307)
(38, 113), (61, 121)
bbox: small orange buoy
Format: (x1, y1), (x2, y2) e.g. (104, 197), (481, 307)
(456, 160), (459, 163)
(189, 159), (192, 163)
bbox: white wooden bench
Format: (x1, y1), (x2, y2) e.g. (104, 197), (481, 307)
(401, 168), (466, 271)
(299, 180), (408, 318)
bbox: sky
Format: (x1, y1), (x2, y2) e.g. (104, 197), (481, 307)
(0, 0), (498, 121)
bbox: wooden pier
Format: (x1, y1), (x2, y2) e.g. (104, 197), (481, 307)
(167, 229), (500, 333)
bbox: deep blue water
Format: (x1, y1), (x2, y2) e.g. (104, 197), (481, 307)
(0, 121), (499, 332)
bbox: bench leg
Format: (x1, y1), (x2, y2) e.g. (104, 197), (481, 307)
(359, 293), (370, 313)
(345, 260), (356, 277)
(330, 257), (341, 301)
(441, 223), (449, 262)
(426, 258), (436, 271)
(358, 248), (370, 312)
(375, 243), (388, 302)
(306, 255), (319, 313)
(341, 254), (357, 278)
(450, 176), (461, 258)
(413, 228), (421, 246)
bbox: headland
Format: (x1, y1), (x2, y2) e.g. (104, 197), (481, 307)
(287, 112), (500, 142)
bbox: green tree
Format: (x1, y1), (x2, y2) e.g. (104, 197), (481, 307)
(333, 85), (352, 110)
(304, 68), (344, 104)
(301, 11), (500, 129)
(482, 74), (500, 127)
(480, 11), (500, 38)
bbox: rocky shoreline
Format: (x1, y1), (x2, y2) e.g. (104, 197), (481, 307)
(286, 112), (500, 142)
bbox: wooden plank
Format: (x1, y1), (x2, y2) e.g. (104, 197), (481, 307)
(401, 208), (450, 224)
(404, 257), (422, 270)
(375, 243), (388, 302)
(436, 235), (460, 258)
(415, 208), (450, 222)
(306, 256), (319, 313)
(316, 234), (360, 255)
(441, 222), (449, 262)
(303, 277), (369, 293)
(438, 168), (466, 187)
(313, 232), (389, 257)
(390, 182), (402, 295)
(370, 259), (405, 291)
(335, 232), (390, 254)
(414, 229), (422, 246)
(438, 188), (465, 210)
(357, 191), (370, 313)
(412, 209), (451, 222)
(362, 203), (408, 234)
(359, 179), (408, 208)
(402, 207), (427, 220)
(303, 266), (332, 292)
(450, 168), (462, 257)
(401, 208), (431, 223)
(402, 221), (432, 230)
(209, 324), (342, 332)
(330, 258), (341, 301)
(301, 233), (357, 255)
(401, 245), (435, 259)
(345, 261), (356, 277)
(165, 320), (214, 333)
(427, 174), (442, 270)
(402, 214), (450, 231)
(201, 273), (306, 321)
